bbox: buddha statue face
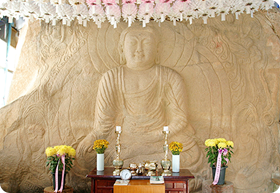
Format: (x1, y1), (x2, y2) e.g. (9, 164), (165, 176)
(123, 30), (158, 71)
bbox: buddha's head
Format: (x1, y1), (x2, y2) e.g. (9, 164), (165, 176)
(119, 24), (161, 70)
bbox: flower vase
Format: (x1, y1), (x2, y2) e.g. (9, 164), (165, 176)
(172, 154), (180, 172)
(97, 153), (104, 171)
(52, 172), (66, 190)
(212, 166), (228, 185)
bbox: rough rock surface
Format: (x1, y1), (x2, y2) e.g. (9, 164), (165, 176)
(0, 8), (280, 193)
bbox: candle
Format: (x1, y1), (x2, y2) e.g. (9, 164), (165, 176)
(163, 126), (168, 131)
(116, 126), (121, 132)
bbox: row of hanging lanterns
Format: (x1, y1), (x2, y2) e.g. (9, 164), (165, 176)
(0, 0), (275, 28)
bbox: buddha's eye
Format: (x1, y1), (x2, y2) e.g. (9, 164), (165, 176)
(142, 39), (151, 45)
(128, 40), (137, 46)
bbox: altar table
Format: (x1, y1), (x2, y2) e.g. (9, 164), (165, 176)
(113, 180), (165, 193)
(86, 167), (194, 193)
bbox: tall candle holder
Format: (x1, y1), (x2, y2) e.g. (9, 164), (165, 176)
(161, 129), (172, 176)
(113, 129), (123, 175)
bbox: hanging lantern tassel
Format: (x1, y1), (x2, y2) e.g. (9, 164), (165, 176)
(250, 10), (253, 18)
(45, 15), (50, 23)
(210, 9), (215, 17)
(180, 13), (183, 21)
(97, 20), (101, 28)
(8, 16), (13, 23)
(67, 20), (71, 26)
(111, 16), (114, 25)
(52, 18), (56, 25)
(203, 16), (207, 24)
(160, 13), (164, 22)
(62, 18), (67, 25)
(142, 20), (146, 27)
(173, 19), (176, 26)
(235, 12), (240, 19)
(29, 15), (34, 22)
(145, 14), (149, 23)
(114, 18), (117, 28)
(246, 6), (250, 14)
(78, 16), (82, 24)
(189, 17), (192, 25)
(83, 20), (87, 27)
(221, 12), (225, 21)
(128, 16), (132, 27)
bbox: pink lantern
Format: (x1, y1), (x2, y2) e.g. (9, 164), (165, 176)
(153, 2), (170, 22)
(40, 2), (56, 23)
(89, 4), (105, 28)
(57, 4), (74, 25)
(122, 0), (136, 4)
(138, 2), (153, 26)
(171, 0), (188, 21)
(105, 4), (121, 28)
(141, 0), (154, 3)
(159, 0), (173, 4)
(103, 0), (116, 5)
(122, 3), (137, 27)
(86, 0), (98, 5)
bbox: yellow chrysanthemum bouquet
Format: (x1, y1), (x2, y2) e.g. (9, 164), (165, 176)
(169, 141), (183, 155)
(93, 139), (109, 154)
(205, 138), (234, 167)
(45, 145), (76, 174)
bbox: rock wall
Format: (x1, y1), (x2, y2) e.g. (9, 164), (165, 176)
(0, 8), (280, 193)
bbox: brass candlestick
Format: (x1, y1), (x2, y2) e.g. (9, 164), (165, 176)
(161, 130), (172, 176)
(113, 129), (123, 175)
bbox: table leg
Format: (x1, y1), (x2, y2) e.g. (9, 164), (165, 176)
(91, 178), (94, 193)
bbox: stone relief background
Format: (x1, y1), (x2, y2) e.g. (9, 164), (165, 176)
(0, 8), (280, 193)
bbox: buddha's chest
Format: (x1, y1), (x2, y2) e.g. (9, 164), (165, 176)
(124, 72), (155, 93)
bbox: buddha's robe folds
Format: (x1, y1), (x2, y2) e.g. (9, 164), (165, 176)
(94, 65), (197, 161)
(76, 65), (204, 191)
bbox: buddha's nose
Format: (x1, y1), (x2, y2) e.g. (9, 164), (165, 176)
(135, 42), (143, 53)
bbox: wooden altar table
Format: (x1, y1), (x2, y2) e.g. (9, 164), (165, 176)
(86, 167), (194, 193)
(113, 180), (165, 193)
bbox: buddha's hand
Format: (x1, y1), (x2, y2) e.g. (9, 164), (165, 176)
(75, 133), (96, 170)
